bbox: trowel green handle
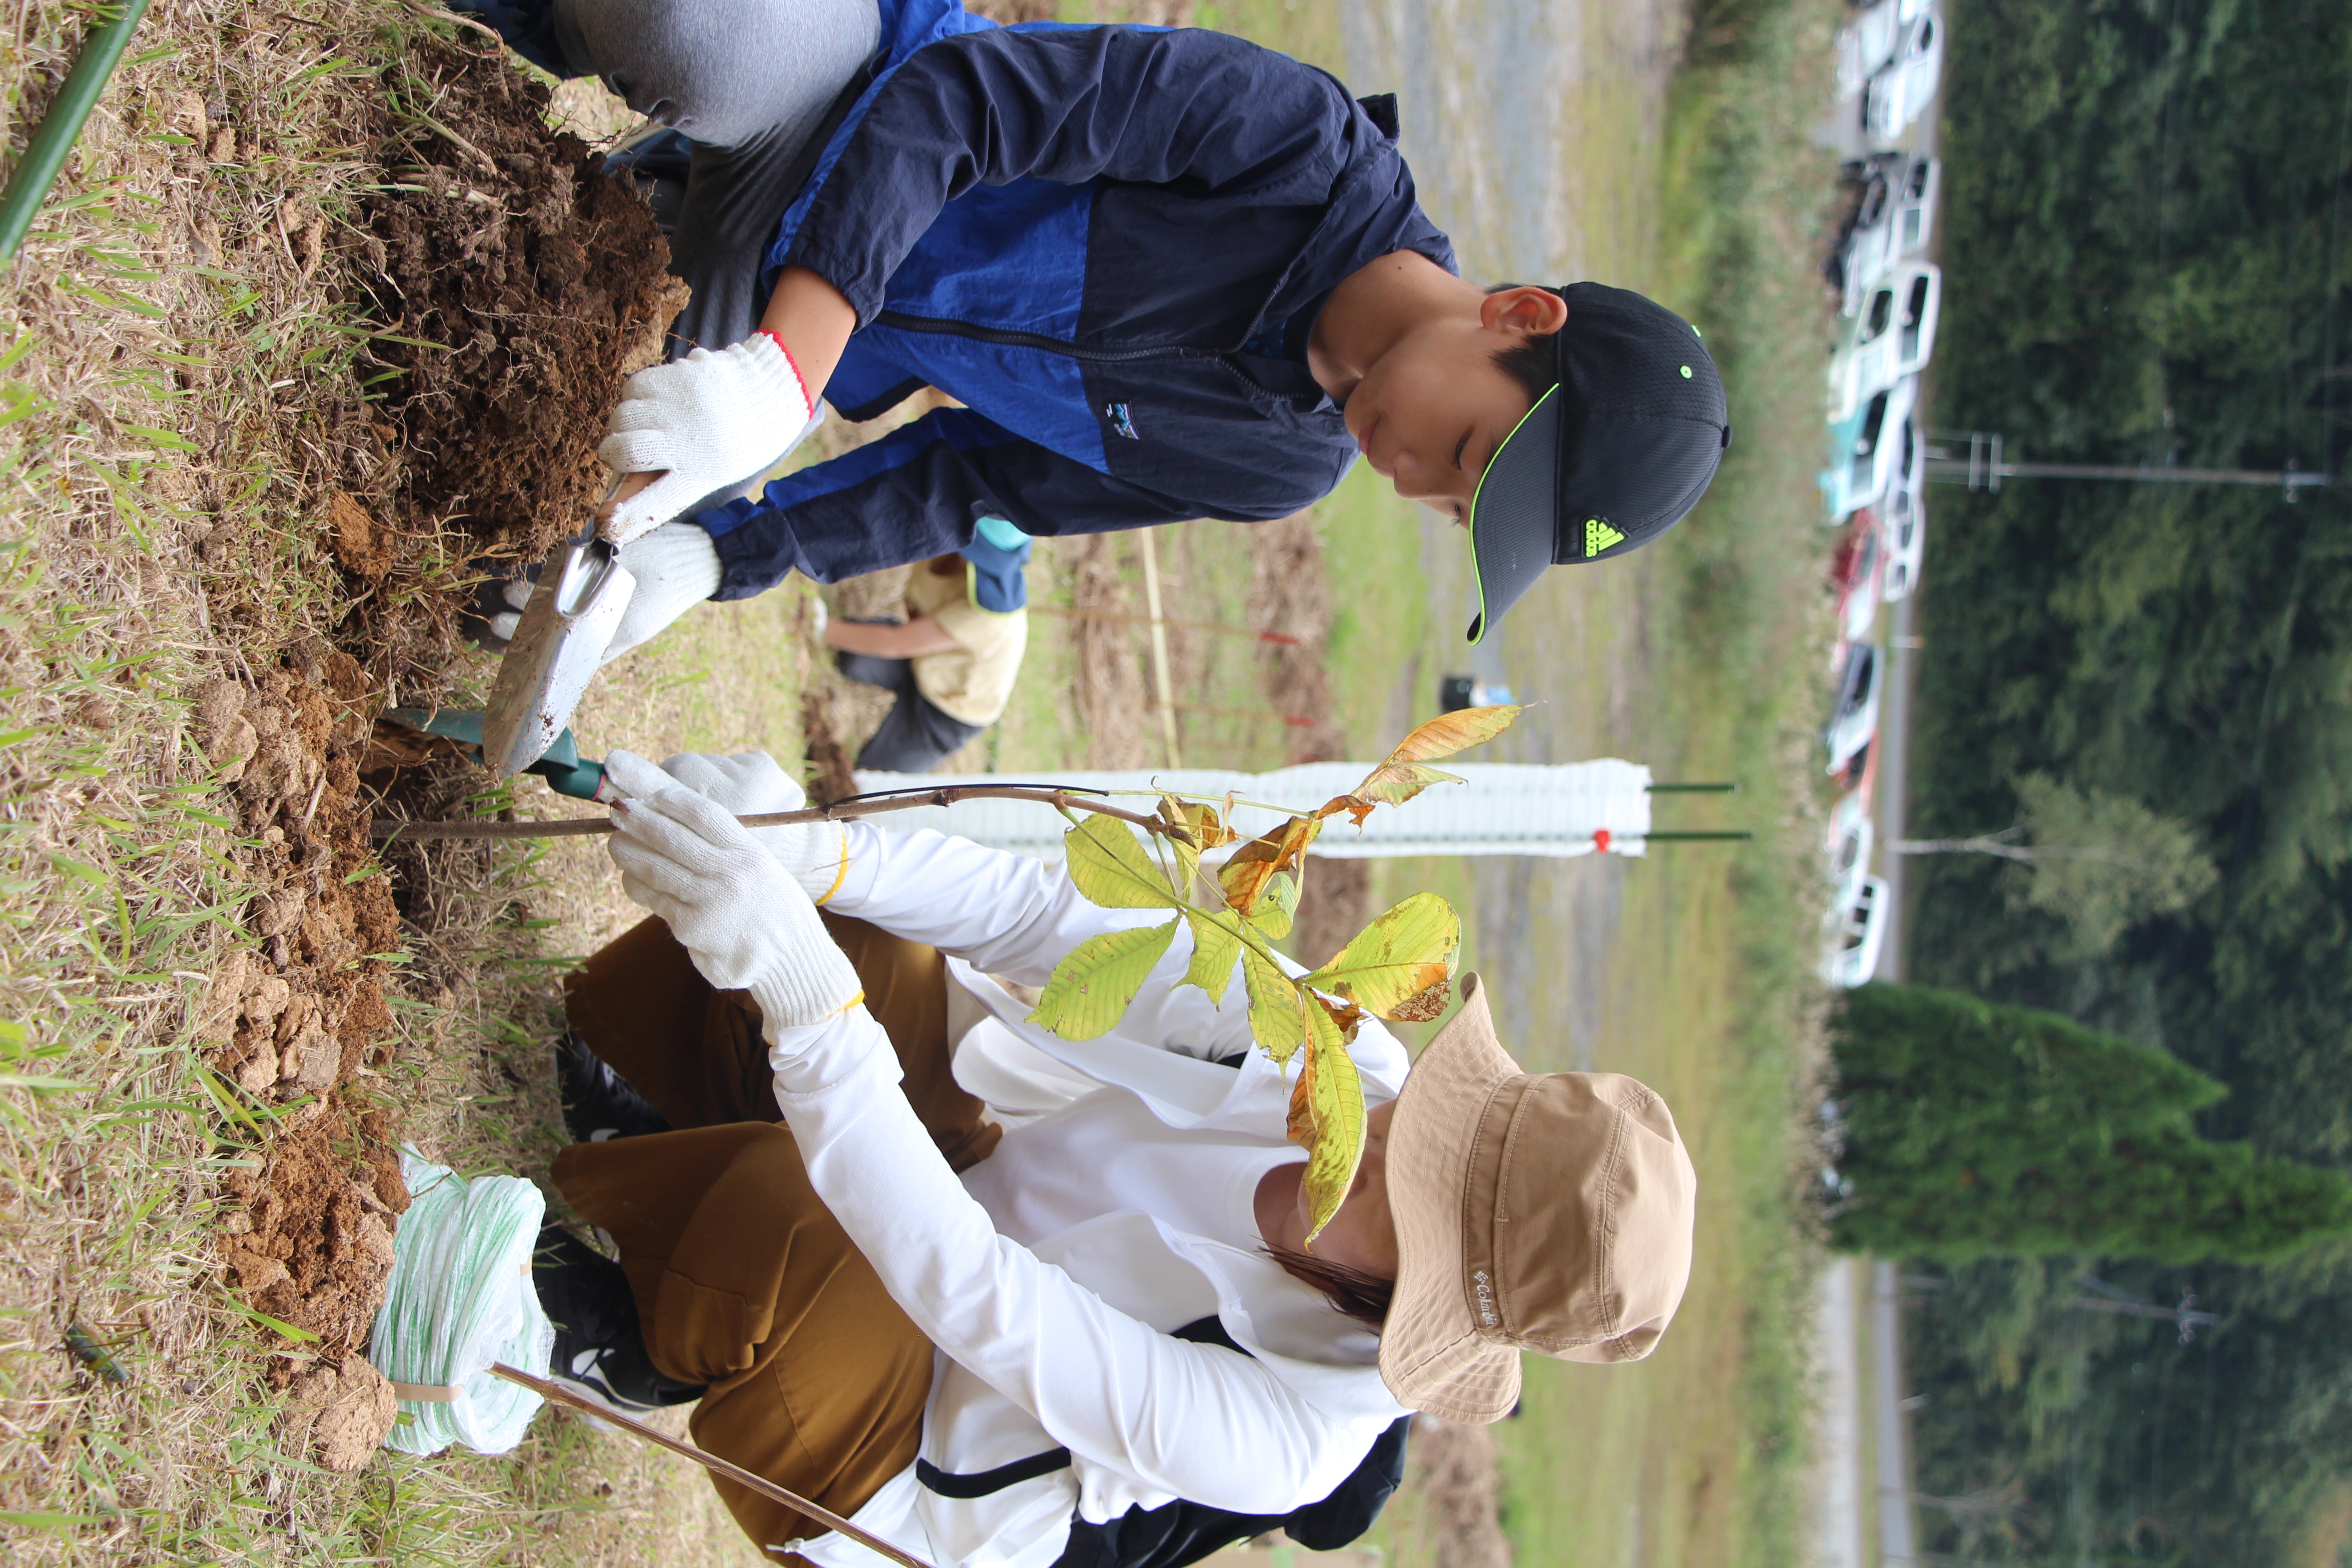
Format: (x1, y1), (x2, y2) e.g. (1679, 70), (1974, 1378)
(382, 708), (609, 801)
(0, 0), (154, 267)
(530, 754), (609, 801)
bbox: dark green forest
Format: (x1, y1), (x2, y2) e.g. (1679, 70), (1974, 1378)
(1904, 0), (2352, 1558)
(1829, 985), (2352, 1264)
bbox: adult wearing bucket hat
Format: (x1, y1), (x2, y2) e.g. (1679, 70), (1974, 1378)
(1382, 974), (1699, 1420)
(531, 750), (1699, 1568)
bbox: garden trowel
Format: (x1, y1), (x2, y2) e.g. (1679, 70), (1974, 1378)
(482, 522), (635, 779)
(377, 708), (611, 801)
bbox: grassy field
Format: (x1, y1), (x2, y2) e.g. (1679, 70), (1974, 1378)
(0, 0), (1842, 1563)
(1105, 3), (1848, 1562)
(1280, 3), (1850, 1568)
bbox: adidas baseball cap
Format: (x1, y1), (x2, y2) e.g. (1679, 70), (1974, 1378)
(1465, 284), (1731, 642)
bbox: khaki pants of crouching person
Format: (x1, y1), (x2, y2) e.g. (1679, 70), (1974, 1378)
(550, 914), (1003, 1557)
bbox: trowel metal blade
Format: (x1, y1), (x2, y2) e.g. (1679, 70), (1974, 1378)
(482, 535), (636, 779)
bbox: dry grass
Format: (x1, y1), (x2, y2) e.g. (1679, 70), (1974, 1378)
(0, 2), (381, 1555)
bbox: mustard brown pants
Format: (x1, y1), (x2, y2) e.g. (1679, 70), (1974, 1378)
(550, 913), (1000, 1554)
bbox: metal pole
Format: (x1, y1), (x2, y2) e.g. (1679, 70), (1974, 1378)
(1925, 457), (2329, 488)
(0, 0), (153, 266)
(1629, 830), (1754, 842)
(1923, 432), (2328, 500)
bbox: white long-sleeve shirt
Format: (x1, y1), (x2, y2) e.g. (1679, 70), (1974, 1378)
(764, 824), (1411, 1568)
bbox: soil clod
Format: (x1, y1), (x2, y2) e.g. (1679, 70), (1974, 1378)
(353, 41), (686, 568)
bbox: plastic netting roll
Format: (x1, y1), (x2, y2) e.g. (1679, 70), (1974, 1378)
(368, 1147), (554, 1455)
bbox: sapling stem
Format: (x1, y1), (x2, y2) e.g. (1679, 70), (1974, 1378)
(491, 1363), (941, 1568)
(370, 784), (1181, 843)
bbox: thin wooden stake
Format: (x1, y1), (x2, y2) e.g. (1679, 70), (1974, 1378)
(490, 1364), (941, 1568)
(1137, 532), (1182, 769)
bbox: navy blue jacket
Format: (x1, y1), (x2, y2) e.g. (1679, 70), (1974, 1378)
(693, 3), (1455, 600)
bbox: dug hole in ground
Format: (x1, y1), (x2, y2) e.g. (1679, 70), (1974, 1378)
(0, 7), (1507, 1565)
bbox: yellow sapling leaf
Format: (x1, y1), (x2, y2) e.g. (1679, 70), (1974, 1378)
(1302, 892), (1461, 1020)
(1290, 999), (1367, 1245)
(1030, 919), (1180, 1040)
(1063, 814), (1184, 910)
(1245, 870), (1299, 941)
(1241, 939), (1308, 1064)
(1181, 908), (1243, 1004)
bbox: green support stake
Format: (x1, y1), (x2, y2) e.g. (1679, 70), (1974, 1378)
(0, 0), (154, 268)
(1635, 830), (1754, 842)
(1645, 781), (1740, 794)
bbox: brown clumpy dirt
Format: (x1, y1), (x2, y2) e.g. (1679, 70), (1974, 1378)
(220, 1102), (410, 1357)
(277, 1351), (402, 1473)
(193, 36), (688, 1394)
(194, 652), (409, 1354)
(349, 37), (686, 569)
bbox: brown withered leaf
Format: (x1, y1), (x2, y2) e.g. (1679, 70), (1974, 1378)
(1386, 979), (1453, 1023)
(1156, 796), (1234, 894)
(1219, 813), (1322, 916)
(1323, 705), (1527, 823)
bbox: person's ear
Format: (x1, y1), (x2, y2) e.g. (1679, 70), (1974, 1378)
(1480, 286), (1569, 337)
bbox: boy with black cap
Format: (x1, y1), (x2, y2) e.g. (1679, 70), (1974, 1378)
(458, 0), (1731, 664)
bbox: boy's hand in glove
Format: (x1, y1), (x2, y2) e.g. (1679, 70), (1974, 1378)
(603, 750), (861, 1031)
(657, 750), (850, 900)
(599, 522), (724, 666)
(598, 334), (818, 544)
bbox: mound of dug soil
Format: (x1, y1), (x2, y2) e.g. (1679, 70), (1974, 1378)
(350, 36), (686, 566)
(194, 654), (409, 1354)
(197, 34), (690, 1396)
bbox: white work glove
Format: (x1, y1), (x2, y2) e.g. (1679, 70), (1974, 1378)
(598, 335), (817, 544)
(657, 750), (850, 899)
(484, 576), (533, 644)
(603, 750), (862, 1031)
(599, 522), (724, 666)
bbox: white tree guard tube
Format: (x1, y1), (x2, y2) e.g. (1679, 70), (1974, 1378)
(369, 1149), (554, 1455)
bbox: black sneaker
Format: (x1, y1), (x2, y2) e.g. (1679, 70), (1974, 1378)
(555, 1031), (672, 1144)
(533, 1225), (705, 1412)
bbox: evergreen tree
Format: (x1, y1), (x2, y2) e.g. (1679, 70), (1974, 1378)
(1828, 984), (2352, 1262)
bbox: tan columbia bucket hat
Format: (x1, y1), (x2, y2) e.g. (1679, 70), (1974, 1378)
(1378, 975), (1699, 1423)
